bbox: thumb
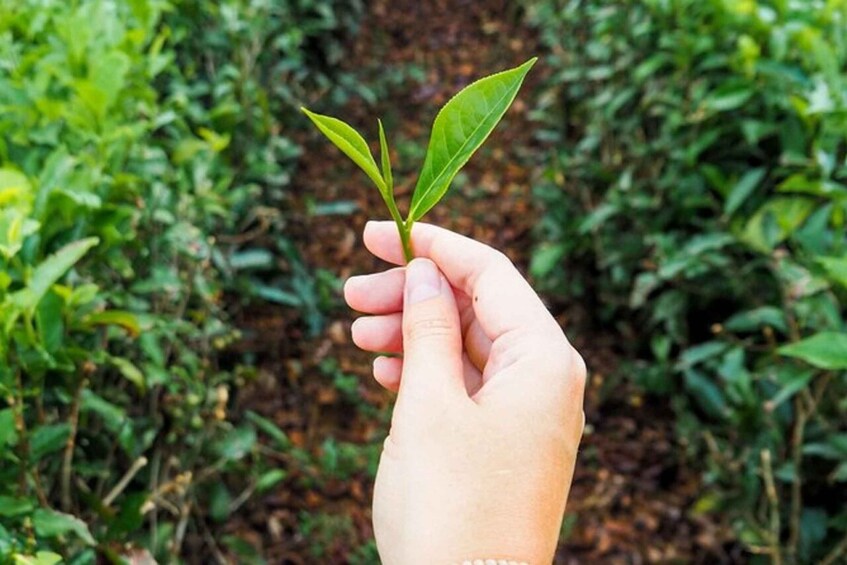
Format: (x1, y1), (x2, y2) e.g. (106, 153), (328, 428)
(399, 258), (465, 401)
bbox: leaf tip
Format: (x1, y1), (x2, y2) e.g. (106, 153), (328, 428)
(521, 57), (539, 74)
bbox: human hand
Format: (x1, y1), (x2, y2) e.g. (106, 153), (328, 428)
(344, 222), (586, 564)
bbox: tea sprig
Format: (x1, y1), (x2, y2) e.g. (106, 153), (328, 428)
(303, 57), (536, 262)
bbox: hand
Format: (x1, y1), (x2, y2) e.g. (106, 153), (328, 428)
(344, 221), (586, 564)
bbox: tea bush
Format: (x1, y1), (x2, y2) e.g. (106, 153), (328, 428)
(0, 0), (361, 562)
(526, 0), (847, 561)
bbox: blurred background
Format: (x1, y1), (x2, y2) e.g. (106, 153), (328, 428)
(1, 0), (846, 563)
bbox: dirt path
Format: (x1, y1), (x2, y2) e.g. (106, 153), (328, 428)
(230, 1), (733, 562)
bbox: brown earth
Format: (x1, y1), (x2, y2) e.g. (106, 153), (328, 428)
(225, 1), (737, 563)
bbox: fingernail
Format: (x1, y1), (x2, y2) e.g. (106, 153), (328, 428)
(406, 258), (441, 305)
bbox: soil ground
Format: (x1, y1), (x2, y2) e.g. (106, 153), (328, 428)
(228, 1), (737, 562)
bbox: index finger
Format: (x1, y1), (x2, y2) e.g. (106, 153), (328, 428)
(363, 221), (560, 342)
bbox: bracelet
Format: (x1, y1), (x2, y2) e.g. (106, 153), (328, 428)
(456, 561), (529, 565)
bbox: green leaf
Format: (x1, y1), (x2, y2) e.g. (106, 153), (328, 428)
(81, 390), (128, 435)
(245, 410), (290, 450)
(0, 211), (39, 260)
(209, 483), (232, 522)
(36, 291), (64, 354)
(0, 408), (19, 447)
(109, 356), (146, 391)
(378, 119), (393, 191)
(803, 434), (847, 459)
(768, 368), (814, 409)
(683, 369), (728, 420)
(818, 256), (847, 289)
(301, 108), (387, 195)
(529, 243), (565, 279)
(90, 50), (130, 110)
(724, 306), (787, 333)
(12, 238), (99, 312)
(13, 551), (63, 565)
(0, 496), (34, 517)
(0, 168), (32, 206)
(229, 249), (275, 271)
(256, 469), (287, 493)
(724, 168), (766, 215)
(32, 508), (96, 546)
(31, 424), (71, 461)
(676, 341), (729, 370)
(702, 84), (754, 112)
(215, 426), (257, 462)
(778, 173), (847, 197)
(408, 58), (536, 221)
(741, 197), (815, 252)
(779, 332), (847, 370)
(82, 310), (141, 336)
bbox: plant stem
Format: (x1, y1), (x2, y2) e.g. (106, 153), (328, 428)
(104, 456), (148, 507)
(821, 530), (847, 565)
(398, 221), (413, 263)
(383, 189), (414, 263)
(788, 396), (807, 560)
(62, 377), (85, 511)
(760, 448), (782, 565)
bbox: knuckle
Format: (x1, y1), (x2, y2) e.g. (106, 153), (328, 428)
(488, 248), (514, 270)
(405, 315), (453, 343)
(569, 349), (588, 389)
(546, 342), (587, 396)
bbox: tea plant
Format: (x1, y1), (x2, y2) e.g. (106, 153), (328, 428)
(0, 0), (362, 562)
(302, 58), (536, 261)
(527, 0), (847, 560)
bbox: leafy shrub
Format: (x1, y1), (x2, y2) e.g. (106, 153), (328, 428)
(0, 0), (360, 562)
(526, 0), (847, 560)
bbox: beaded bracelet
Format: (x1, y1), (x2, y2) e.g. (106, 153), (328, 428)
(456, 561), (530, 565)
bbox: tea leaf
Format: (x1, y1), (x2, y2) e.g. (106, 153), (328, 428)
(109, 356), (146, 391)
(82, 310), (141, 336)
(215, 426), (257, 462)
(14, 551), (64, 565)
(725, 167), (766, 215)
(0, 496), (33, 517)
(779, 332), (847, 370)
(31, 424), (71, 461)
(32, 509), (96, 546)
(378, 119), (393, 191)
(818, 256), (847, 289)
(409, 57), (536, 221)
(12, 237), (99, 311)
(0, 409), (18, 447)
(301, 108), (387, 195)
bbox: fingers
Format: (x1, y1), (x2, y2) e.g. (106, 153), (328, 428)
(364, 221), (559, 342)
(371, 354), (482, 396)
(351, 314), (403, 353)
(463, 317), (492, 372)
(350, 298), (492, 370)
(344, 268), (405, 314)
(398, 258), (466, 401)
(373, 356), (401, 392)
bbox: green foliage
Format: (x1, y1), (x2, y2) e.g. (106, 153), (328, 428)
(0, 0), (361, 561)
(527, 0), (847, 559)
(303, 58), (536, 261)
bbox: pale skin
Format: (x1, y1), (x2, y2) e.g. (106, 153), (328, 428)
(344, 221), (587, 565)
